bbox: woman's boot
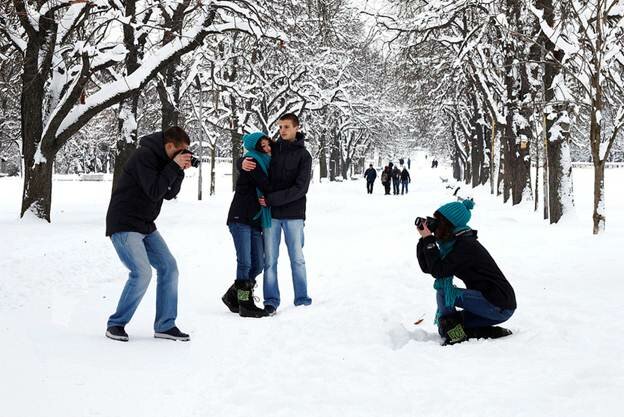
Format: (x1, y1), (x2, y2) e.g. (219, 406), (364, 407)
(222, 283), (239, 313)
(235, 280), (268, 318)
(438, 312), (468, 345)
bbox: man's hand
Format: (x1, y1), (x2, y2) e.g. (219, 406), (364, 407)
(241, 157), (256, 172)
(173, 152), (192, 169)
(417, 222), (433, 238)
(258, 196), (267, 207)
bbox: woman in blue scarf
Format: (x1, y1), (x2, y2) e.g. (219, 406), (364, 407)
(416, 200), (517, 345)
(222, 132), (273, 318)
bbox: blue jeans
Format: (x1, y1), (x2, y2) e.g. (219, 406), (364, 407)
(229, 223), (264, 282)
(401, 180), (409, 194)
(107, 231), (179, 332)
(436, 288), (514, 329)
(263, 218), (311, 308)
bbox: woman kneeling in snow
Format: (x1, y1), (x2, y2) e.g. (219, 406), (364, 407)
(416, 199), (516, 345)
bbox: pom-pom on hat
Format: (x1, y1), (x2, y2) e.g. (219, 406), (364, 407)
(436, 199), (475, 228)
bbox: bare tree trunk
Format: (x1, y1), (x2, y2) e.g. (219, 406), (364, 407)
(536, 0), (574, 223)
(230, 114), (242, 190)
(21, 158), (54, 221)
(210, 145), (216, 196)
(592, 159), (605, 234)
(319, 134), (328, 179)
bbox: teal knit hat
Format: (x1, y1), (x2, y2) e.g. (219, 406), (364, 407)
(243, 132), (268, 152)
(436, 199), (475, 227)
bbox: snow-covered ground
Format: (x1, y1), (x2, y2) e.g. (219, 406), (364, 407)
(1, 157), (623, 417)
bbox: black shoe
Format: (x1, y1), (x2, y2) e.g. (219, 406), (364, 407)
(465, 326), (513, 340)
(264, 305), (277, 316)
(236, 280), (268, 318)
(439, 313), (468, 346)
(106, 326), (129, 342)
(154, 326), (190, 341)
(222, 283), (239, 313)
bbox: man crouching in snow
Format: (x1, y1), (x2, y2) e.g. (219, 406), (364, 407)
(104, 127), (192, 342)
(416, 199), (516, 345)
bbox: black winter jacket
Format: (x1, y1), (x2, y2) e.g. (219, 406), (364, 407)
(227, 157), (272, 229)
(400, 169), (411, 182)
(392, 167), (401, 181)
(416, 230), (517, 309)
(264, 133), (312, 220)
(364, 167), (377, 182)
(105, 132), (184, 236)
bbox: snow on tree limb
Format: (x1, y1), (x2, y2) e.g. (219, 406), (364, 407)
(51, 7), (217, 146)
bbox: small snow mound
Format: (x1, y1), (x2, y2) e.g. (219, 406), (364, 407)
(387, 323), (411, 350)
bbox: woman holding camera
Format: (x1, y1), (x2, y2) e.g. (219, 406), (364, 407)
(221, 132), (273, 318)
(416, 200), (516, 345)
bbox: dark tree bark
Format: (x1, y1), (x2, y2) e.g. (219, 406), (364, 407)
(536, 0), (574, 223)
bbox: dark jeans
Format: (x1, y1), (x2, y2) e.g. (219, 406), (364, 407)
(392, 179), (400, 194)
(366, 181), (374, 194)
(401, 180), (409, 194)
(383, 183), (391, 194)
(229, 223), (264, 282)
(436, 288), (515, 331)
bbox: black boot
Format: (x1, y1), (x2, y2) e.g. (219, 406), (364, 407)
(465, 326), (513, 340)
(236, 280), (268, 318)
(222, 283), (239, 313)
(438, 312), (468, 346)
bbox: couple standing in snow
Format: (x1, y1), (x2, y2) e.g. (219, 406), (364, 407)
(103, 114), (312, 342)
(221, 113), (313, 318)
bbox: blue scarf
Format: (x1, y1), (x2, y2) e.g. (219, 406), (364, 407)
(433, 226), (471, 324)
(244, 149), (272, 228)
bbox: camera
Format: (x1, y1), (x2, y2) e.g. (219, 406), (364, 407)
(415, 216), (439, 232)
(179, 149), (200, 168)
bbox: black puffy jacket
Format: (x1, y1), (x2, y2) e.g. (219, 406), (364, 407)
(265, 133), (312, 220)
(227, 157), (272, 229)
(364, 167), (377, 182)
(105, 132), (184, 236)
(416, 230), (517, 310)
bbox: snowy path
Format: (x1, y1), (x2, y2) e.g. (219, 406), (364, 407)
(1, 161), (623, 417)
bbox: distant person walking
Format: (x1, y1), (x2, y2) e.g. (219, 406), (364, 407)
(392, 164), (401, 195)
(381, 165), (391, 195)
(407, 158), (411, 169)
(400, 167), (411, 194)
(364, 164), (377, 194)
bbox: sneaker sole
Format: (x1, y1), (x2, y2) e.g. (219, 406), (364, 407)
(154, 333), (190, 342)
(105, 330), (128, 342)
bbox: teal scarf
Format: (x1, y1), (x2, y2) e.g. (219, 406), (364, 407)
(244, 149), (272, 228)
(433, 226), (471, 324)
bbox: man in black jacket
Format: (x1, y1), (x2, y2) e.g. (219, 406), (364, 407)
(242, 113), (312, 314)
(364, 164), (377, 194)
(105, 127), (192, 342)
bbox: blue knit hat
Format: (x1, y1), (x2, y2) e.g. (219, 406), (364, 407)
(436, 199), (475, 227)
(243, 132), (268, 152)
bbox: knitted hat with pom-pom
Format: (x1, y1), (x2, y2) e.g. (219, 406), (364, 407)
(436, 199), (475, 228)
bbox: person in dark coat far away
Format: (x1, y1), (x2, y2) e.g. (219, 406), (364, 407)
(381, 164), (392, 195)
(364, 164), (377, 194)
(400, 167), (411, 194)
(416, 199), (516, 345)
(391, 165), (401, 195)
